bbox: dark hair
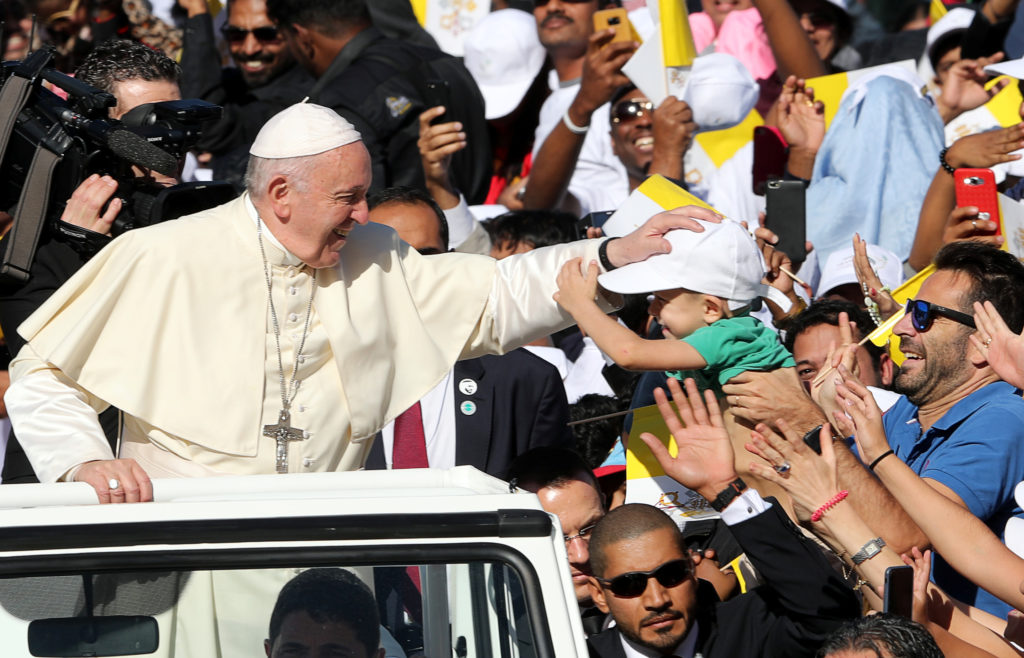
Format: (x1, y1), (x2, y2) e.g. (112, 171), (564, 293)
(781, 299), (884, 369)
(929, 28), (967, 70)
(588, 503), (686, 578)
(74, 39), (181, 95)
(486, 209), (577, 252)
(507, 446), (599, 493)
(367, 185), (449, 251)
(609, 84), (639, 111)
(266, 0), (370, 37)
(818, 614), (943, 658)
(934, 241), (1024, 333)
(268, 568), (380, 654)
(570, 394), (626, 470)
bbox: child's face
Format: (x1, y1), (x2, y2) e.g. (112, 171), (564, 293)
(648, 288), (713, 339)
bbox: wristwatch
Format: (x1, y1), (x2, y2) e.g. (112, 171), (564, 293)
(709, 477), (748, 512)
(851, 537), (886, 565)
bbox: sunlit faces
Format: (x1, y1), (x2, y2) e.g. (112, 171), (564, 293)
(647, 288), (717, 340)
(892, 270), (976, 407)
(533, 0), (599, 56)
(537, 479), (605, 606)
(224, 0), (293, 88)
(610, 94), (655, 183)
(590, 527), (698, 653)
(274, 143), (372, 268)
(700, 0), (754, 29)
(265, 610), (382, 658)
(368, 201), (446, 255)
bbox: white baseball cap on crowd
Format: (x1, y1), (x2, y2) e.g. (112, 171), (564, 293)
(682, 53), (760, 133)
(598, 219), (768, 311)
(463, 9), (546, 121)
(815, 243), (904, 299)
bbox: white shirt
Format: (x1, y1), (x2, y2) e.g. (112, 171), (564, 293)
(379, 370), (456, 469)
(532, 70), (629, 216)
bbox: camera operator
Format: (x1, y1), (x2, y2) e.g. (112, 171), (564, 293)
(0, 38), (183, 484)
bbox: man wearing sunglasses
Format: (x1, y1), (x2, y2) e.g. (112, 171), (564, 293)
(585, 380), (858, 658)
(870, 241), (1024, 617)
(608, 85), (697, 193)
(177, 0), (314, 182)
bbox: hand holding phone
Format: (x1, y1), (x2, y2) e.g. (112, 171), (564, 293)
(954, 167), (1002, 237)
(883, 565), (914, 617)
(764, 179), (807, 266)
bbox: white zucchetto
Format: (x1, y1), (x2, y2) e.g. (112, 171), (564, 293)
(249, 102), (362, 159)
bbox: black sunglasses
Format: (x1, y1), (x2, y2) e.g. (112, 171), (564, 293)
(611, 99), (653, 124)
(596, 558), (692, 598)
(905, 299), (976, 332)
(800, 11), (835, 28)
(220, 25), (281, 44)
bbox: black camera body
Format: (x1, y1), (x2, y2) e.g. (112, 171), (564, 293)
(0, 47), (233, 281)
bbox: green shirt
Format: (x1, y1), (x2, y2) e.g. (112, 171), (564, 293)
(666, 316), (794, 394)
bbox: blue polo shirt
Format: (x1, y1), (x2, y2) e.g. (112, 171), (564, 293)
(884, 381), (1024, 617)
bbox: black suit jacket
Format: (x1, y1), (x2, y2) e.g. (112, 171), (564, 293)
(366, 349), (573, 479)
(588, 502), (859, 658)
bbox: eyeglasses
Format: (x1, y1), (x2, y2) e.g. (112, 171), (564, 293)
(611, 99), (654, 124)
(800, 11), (835, 28)
(596, 559), (692, 598)
(905, 299), (976, 332)
(220, 25), (282, 45)
(563, 523), (597, 545)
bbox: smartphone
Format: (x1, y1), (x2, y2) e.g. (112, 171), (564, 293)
(764, 178), (807, 266)
(883, 565), (914, 617)
(577, 210), (614, 240)
(752, 127), (788, 195)
(593, 8), (631, 44)
(954, 167), (1002, 236)
(424, 79), (450, 126)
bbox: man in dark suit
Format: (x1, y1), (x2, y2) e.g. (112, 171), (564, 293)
(364, 187), (573, 479)
(586, 378), (858, 658)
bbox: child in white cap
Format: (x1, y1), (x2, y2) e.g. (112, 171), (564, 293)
(555, 219), (794, 396)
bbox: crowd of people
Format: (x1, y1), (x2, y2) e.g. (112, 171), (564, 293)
(6, 0), (1024, 655)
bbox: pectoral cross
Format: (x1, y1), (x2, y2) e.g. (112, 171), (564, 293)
(264, 410), (305, 473)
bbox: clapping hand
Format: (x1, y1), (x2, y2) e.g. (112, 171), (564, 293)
(638, 377), (739, 502)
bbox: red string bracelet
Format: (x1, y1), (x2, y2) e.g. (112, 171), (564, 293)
(811, 490), (849, 522)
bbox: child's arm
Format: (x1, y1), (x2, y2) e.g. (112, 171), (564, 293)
(554, 258), (708, 371)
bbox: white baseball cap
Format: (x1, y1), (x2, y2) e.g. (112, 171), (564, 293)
(598, 219), (768, 310)
(463, 9), (546, 121)
(683, 53), (760, 133)
(815, 243), (904, 299)
(250, 103), (361, 159)
(926, 7), (975, 65)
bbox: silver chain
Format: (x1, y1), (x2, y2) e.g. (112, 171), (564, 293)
(257, 218), (316, 413)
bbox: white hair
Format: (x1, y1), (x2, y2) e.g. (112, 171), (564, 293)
(245, 154), (320, 199)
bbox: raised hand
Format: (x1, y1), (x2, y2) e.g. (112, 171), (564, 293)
(936, 53), (1010, 123)
(639, 377), (738, 501)
(971, 300), (1024, 388)
(832, 365), (891, 464)
(853, 233), (900, 320)
(553, 258), (600, 315)
(746, 421), (840, 524)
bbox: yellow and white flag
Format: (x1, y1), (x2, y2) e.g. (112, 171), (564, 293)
(601, 174), (719, 237)
(625, 404), (719, 527)
(409, 0), (489, 57)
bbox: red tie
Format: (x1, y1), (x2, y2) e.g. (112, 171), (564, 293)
(392, 402), (428, 468)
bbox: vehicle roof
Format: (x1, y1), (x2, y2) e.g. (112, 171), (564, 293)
(0, 466), (544, 530)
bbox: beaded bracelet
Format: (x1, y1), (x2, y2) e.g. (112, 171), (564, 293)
(939, 147), (956, 176)
(811, 490), (849, 522)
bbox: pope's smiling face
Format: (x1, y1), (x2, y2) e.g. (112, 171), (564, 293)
(278, 143), (372, 269)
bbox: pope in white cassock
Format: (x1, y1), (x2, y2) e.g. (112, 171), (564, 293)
(5, 103), (720, 503)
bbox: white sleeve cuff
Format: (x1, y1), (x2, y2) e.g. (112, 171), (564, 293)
(719, 488), (771, 525)
(442, 194), (477, 250)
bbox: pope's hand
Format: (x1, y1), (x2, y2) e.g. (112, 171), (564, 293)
(603, 205), (723, 269)
(75, 459), (153, 504)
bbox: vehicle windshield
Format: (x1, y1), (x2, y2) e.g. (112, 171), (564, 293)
(0, 559), (540, 658)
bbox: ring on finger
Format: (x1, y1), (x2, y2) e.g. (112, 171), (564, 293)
(985, 337), (993, 347)
(108, 478), (120, 491)
(972, 220), (978, 229)
(773, 462), (791, 475)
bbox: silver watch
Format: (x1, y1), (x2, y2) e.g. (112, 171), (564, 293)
(851, 537), (886, 565)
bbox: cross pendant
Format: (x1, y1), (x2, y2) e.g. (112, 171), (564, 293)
(263, 409), (305, 474)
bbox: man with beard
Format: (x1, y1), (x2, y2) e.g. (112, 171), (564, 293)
(869, 241), (1024, 617)
(177, 0), (313, 183)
